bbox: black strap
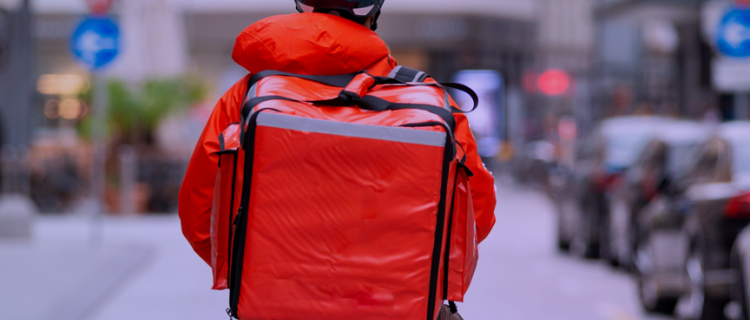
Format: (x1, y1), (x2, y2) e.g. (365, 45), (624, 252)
(456, 144), (471, 171)
(449, 301), (458, 314)
(239, 96), (297, 146)
(241, 76), (254, 105)
(218, 132), (226, 152)
(441, 82), (479, 113)
(241, 96), (296, 120)
(384, 69), (479, 114)
(355, 96), (456, 131)
(248, 70), (360, 89)
(245, 69), (478, 117)
(246, 69), (479, 113)
(401, 121), (458, 161)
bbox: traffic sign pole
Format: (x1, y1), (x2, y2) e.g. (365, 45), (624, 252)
(714, 6), (750, 119)
(69, 12), (120, 244)
(90, 74), (107, 244)
(736, 93), (749, 120)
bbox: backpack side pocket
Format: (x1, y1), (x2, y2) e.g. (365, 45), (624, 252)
(446, 164), (478, 301)
(211, 124), (241, 290)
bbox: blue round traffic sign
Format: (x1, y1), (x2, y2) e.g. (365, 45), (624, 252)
(70, 16), (120, 70)
(717, 8), (750, 58)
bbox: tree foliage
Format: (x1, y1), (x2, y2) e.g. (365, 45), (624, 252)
(78, 77), (208, 143)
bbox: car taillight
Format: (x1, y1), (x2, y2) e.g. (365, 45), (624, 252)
(726, 192), (750, 218)
(594, 173), (622, 192)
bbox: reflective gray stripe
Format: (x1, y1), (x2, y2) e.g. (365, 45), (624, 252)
(243, 83), (259, 126)
(414, 71), (426, 82)
(387, 66), (403, 79)
(388, 66), (425, 83)
(443, 90), (450, 110)
(257, 112), (446, 147)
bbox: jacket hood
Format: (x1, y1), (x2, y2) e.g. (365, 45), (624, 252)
(232, 13), (390, 76)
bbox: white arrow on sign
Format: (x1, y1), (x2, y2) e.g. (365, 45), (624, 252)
(723, 17), (750, 48)
(76, 30), (116, 67)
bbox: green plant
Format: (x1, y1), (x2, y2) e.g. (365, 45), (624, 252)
(78, 76), (209, 143)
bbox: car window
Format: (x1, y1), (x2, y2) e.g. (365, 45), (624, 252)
(729, 139), (750, 177)
(604, 134), (652, 169)
(636, 140), (657, 168)
(577, 131), (602, 160)
(690, 140), (722, 183)
(576, 134), (590, 160)
(666, 143), (700, 178)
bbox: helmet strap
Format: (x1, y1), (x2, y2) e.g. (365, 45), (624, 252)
(370, 11), (380, 31)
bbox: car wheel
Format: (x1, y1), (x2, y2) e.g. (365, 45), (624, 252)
(676, 245), (728, 320)
(610, 198), (633, 270)
(625, 220), (641, 273)
(636, 236), (678, 314)
(557, 197), (580, 253)
(556, 202), (572, 252)
(557, 227), (571, 252)
(731, 246), (749, 320)
(638, 275), (679, 314)
(600, 207), (619, 267)
(571, 234), (599, 259)
(572, 195), (600, 259)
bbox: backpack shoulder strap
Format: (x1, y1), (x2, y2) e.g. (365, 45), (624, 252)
(387, 66), (429, 83)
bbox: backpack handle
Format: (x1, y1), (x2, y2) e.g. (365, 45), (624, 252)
(244, 69), (480, 114)
(439, 83), (479, 113)
(339, 73), (376, 101)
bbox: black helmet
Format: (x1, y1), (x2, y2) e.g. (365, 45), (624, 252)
(294, 0), (384, 30)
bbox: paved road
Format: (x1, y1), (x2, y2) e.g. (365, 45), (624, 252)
(3, 184), (673, 320)
(459, 185), (669, 320)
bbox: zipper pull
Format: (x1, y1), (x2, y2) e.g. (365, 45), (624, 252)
(226, 308), (235, 319)
(232, 207), (244, 231)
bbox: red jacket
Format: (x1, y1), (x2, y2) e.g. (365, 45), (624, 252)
(178, 13), (496, 266)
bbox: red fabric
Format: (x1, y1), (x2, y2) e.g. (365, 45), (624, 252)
(179, 12), (496, 267)
(238, 119), (445, 319)
(231, 13), (390, 76)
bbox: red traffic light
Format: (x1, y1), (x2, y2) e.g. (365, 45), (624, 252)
(537, 69), (571, 96)
(85, 0), (114, 15)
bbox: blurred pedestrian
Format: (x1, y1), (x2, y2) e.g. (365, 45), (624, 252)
(178, 1), (497, 318)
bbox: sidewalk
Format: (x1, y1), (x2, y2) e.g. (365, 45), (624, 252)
(0, 215), (229, 320)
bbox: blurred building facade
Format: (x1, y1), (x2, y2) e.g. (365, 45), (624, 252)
(592, 0), (721, 121)
(26, 0), (747, 142)
(32, 1), (540, 91)
(0, 0), (34, 148)
(20, 0), (604, 212)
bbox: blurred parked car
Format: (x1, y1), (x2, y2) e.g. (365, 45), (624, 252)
(605, 121), (710, 270)
(514, 140), (557, 189)
(633, 122), (750, 319)
(731, 225), (750, 320)
(555, 116), (667, 257)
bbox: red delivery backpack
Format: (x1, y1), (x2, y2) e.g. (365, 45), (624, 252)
(210, 66), (480, 320)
